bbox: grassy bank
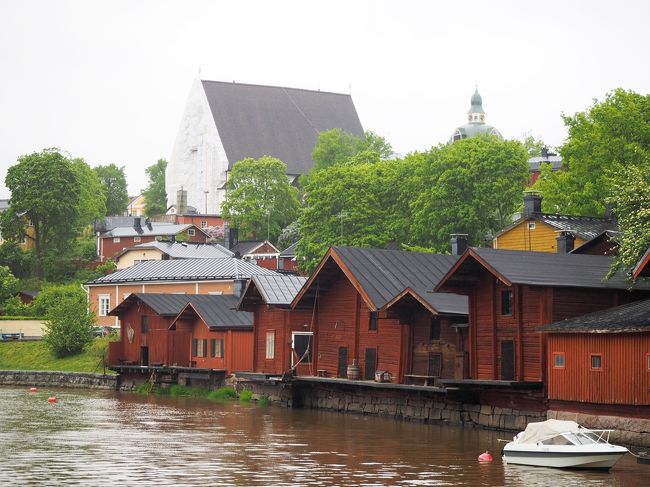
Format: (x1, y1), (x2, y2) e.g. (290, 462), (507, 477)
(0, 338), (115, 374)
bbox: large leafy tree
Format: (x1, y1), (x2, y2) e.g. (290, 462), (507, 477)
(143, 159), (168, 216)
(311, 129), (392, 173)
(534, 89), (650, 216)
(410, 136), (529, 251)
(94, 163), (128, 215)
(71, 158), (106, 226)
(221, 156), (300, 241)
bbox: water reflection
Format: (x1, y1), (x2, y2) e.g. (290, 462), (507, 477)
(0, 387), (645, 486)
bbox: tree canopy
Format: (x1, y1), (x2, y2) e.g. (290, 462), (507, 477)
(94, 163), (129, 216)
(310, 129), (392, 173)
(221, 156), (300, 242)
(143, 159), (168, 216)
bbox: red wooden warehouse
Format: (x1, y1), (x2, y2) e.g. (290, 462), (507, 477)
(540, 299), (650, 418)
(238, 275), (312, 376)
(291, 247), (468, 384)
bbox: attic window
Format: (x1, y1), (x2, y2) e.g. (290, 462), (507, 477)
(501, 290), (513, 316)
(369, 311), (378, 331)
(527, 223), (536, 230)
(133, 236), (141, 242)
(187, 228), (196, 236)
(430, 317), (441, 341)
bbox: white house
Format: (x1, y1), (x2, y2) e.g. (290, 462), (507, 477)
(167, 80), (364, 214)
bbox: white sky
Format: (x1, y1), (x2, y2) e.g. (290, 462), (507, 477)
(1, 0), (648, 199)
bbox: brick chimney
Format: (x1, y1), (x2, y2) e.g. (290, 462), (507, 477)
(556, 230), (575, 253)
(450, 234), (469, 255)
(523, 191), (542, 218)
(224, 226), (239, 250)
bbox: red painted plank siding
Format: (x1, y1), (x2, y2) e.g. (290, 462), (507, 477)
(547, 333), (650, 405)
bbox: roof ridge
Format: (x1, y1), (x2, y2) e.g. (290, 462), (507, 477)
(201, 79), (351, 97)
(540, 212), (614, 222)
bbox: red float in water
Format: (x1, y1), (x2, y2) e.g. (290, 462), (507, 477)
(478, 451), (493, 462)
(47, 396), (57, 403)
(30, 387), (38, 392)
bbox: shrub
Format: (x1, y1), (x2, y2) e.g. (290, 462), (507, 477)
(258, 394), (270, 407)
(239, 389), (253, 402)
(1, 295), (34, 316)
(32, 284), (86, 317)
(208, 386), (237, 401)
(43, 296), (95, 358)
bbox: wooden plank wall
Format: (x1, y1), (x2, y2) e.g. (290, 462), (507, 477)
(547, 333), (650, 405)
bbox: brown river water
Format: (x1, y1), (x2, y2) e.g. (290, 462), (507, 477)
(0, 386), (647, 486)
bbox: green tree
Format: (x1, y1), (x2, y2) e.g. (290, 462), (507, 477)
(0, 265), (19, 305)
(411, 136), (529, 251)
(534, 89), (650, 216)
(43, 296), (95, 358)
(71, 157), (106, 226)
(0, 242), (32, 278)
(608, 164), (650, 277)
(143, 159), (168, 216)
(276, 221), (301, 251)
(521, 134), (546, 157)
(221, 156), (300, 242)
(359, 130), (393, 159)
(311, 128), (361, 172)
(94, 163), (129, 216)
(32, 284), (86, 317)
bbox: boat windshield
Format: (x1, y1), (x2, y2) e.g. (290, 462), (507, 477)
(541, 432), (598, 446)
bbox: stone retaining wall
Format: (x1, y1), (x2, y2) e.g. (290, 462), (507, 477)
(549, 410), (650, 447)
(0, 370), (118, 390)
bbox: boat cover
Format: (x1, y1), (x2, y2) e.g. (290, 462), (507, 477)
(514, 419), (582, 445)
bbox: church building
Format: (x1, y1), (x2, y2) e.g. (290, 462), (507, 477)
(449, 88), (503, 143)
(167, 80), (364, 214)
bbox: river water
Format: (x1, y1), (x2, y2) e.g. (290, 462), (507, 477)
(0, 386), (646, 486)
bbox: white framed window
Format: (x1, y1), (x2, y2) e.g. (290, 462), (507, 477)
(113, 237), (121, 243)
(291, 332), (313, 366)
(187, 228), (196, 236)
(133, 236), (141, 242)
(211, 338), (224, 358)
(527, 223), (536, 230)
(208, 291), (223, 295)
(98, 295), (110, 316)
(201, 221), (207, 229)
(266, 332), (275, 359)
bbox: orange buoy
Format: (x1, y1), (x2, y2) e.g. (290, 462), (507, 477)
(30, 387), (38, 392)
(47, 396), (57, 403)
(478, 451), (493, 462)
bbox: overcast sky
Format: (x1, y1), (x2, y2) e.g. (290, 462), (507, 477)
(1, 0), (648, 199)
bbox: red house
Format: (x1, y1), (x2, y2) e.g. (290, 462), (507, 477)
(434, 248), (650, 384)
(291, 247), (468, 384)
(540, 299), (650, 417)
(238, 275), (312, 376)
(231, 240), (280, 270)
(278, 242), (298, 274)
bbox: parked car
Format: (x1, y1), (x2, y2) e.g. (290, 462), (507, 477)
(94, 326), (118, 337)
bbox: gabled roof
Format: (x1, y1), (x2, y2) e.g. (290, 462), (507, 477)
(279, 241), (298, 258)
(292, 246), (466, 314)
(201, 80), (364, 175)
(495, 213), (617, 242)
(118, 241), (233, 260)
(172, 295), (253, 330)
(540, 299), (650, 333)
(570, 230), (618, 255)
(381, 286), (467, 316)
(231, 240), (279, 257)
(633, 246), (650, 279)
(102, 222), (207, 238)
(239, 274), (308, 308)
(434, 247), (650, 292)
(109, 293), (191, 316)
(86, 257), (278, 285)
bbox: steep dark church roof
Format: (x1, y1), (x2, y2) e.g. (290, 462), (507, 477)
(201, 81), (364, 176)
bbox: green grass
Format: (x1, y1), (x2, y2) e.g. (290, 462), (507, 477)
(0, 337), (116, 374)
(239, 389), (253, 402)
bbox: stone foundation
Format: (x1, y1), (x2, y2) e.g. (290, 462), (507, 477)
(549, 410), (650, 447)
(0, 370), (118, 390)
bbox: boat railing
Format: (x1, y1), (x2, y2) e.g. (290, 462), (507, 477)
(579, 428), (615, 444)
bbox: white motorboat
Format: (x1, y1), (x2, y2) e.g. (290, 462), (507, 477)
(502, 419), (628, 469)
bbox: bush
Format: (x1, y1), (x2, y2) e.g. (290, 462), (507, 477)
(43, 296), (95, 358)
(208, 386), (237, 401)
(32, 284), (86, 317)
(1, 295), (35, 316)
(239, 389), (253, 402)
(258, 394), (270, 407)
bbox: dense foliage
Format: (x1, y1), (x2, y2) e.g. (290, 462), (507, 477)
(43, 296), (96, 358)
(143, 159), (168, 216)
(94, 163), (129, 216)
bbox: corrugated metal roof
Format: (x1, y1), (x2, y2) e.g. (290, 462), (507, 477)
(87, 258), (278, 284)
(249, 275), (308, 305)
(331, 247), (459, 310)
(201, 80), (364, 176)
(109, 293), (191, 316)
(181, 295), (253, 330)
(459, 248), (650, 290)
(537, 214), (617, 241)
(131, 241), (233, 259)
(279, 241), (298, 258)
(540, 299), (650, 333)
(104, 222), (198, 238)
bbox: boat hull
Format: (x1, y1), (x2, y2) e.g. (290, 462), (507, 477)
(503, 447), (627, 469)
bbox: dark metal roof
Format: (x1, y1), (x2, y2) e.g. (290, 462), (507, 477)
(409, 286), (468, 315)
(279, 241), (298, 258)
(230, 240), (279, 257)
(494, 213), (617, 242)
(540, 299), (650, 333)
(201, 80), (364, 175)
(129, 241), (233, 259)
(178, 295), (253, 330)
(109, 293), (191, 316)
(87, 258), (278, 284)
(437, 247), (650, 291)
(103, 222), (201, 238)
(242, 275), (308, 306)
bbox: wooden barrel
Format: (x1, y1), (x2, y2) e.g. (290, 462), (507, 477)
(347, 360), (360, 380)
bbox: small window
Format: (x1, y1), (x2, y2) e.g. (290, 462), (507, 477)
(210, 338), (224, 358)
(113, 237), (121, 243)
(430, 317), (441, 341)
(292, 332), (313, 365)
(647, 354), (650, 371)
(501, 290), (513, 315)
(133, 236), (141, 242)
(553, 353), (565, 369)
(192, 339), (198, 357)
(201, 221), (207, 229)
(369, 311), (378, 331)
(187, 228), (196, 236)
(527, 222), (536, 230)
(194, 338), (207, 357)
(591, 354), (602, 370)
(141, 315), (149, 334)
(98, 295), (110, 316)
(265, 332), (275, 359)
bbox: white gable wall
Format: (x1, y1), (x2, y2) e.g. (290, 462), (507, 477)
(167, 80), (229, 215)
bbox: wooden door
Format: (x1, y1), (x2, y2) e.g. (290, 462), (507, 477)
(364, 348), (377, 380)
(338, 347), (348, 378)
(501, 340), (515, 380)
